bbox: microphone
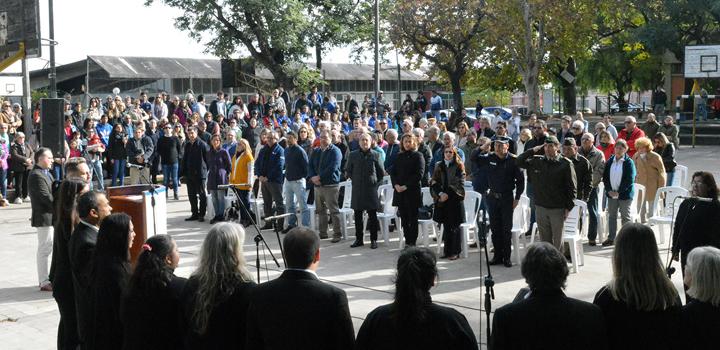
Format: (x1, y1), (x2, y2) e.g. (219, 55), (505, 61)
(263, 213), (295, 221)
(217, 183), (251, 189)
(127, 163), (145, 170)
(677, 195), (713, 203)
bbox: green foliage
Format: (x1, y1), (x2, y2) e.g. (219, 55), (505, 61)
(290, 67), (327, 93)
(31, 89), (48, 105)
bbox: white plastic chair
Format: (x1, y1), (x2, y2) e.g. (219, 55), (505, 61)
(412, 187), (436, 249)
(671, 165), (688, 188)
(249, 182), (264, 226)
(511, 195), (531, 264)
(562, 204), (585, 273)
(338, 181), (353, 240)
(596, 182), (607, 242)
(573, 199), (589, 238)
(459, 191), (482, 258)
(376, 184), (398, 246)
(630, 183), (646, 224)
(648, 186), (688, 244)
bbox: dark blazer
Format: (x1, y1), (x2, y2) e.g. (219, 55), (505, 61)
(182, 138), (209, 179)
(431, 159), (466, 225)
(181, 276), (256, 350)
(602, 154), (636, 200)
(681, 300), (720, 350)
(245, 269), (355, 350)
(593, 286), (681, 350)
(10, 141), (33, 171)
(671, 199), (720, 267)
(491, 288), (608, 350)
(28, 166), (54, 227)
(390, 150), (425, 209)
(68, 221), (99, 342)
(254, 142), (285, 184)
(346, 148), (385, 211)
(87, 258), (131, 350)
(120, 275), (187, 350)
(50, 217), (75, 300)
(355, 302), (477, 350)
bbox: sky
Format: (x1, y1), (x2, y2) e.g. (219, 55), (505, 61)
(5, 0), (377, 73)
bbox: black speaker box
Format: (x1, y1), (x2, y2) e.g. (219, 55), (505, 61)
(40, 98), (65, 158)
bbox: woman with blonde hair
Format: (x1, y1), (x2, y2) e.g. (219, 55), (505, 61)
(229, 138), (255, 226)
(597, 130), (615, 161)
(180, 222), (256, 349)
(682, 246), (720, 349)
(593, 223), (681, 350)
(652, 133), (676, 186)
(632, 136), (666, 222)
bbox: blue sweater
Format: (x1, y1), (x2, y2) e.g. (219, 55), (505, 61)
(284, 144), (309, 181)
(254, 143), (285, 184)
(309, 144), (342, 185)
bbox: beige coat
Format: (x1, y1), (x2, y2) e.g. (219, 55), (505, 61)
(633, 151), (666, 202)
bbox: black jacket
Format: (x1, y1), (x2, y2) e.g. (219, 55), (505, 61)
(390, 151), (425, 209)
(68, 221), (99, 342)
(245, 270), (354, 350)
(28, 166), (54, 227)
(355, 301), (478, 350)
(181, 276), (256, 350)
(50, 214), (74, 300)
(87, 257), (131, 350)
(593, 286), (681, 350)
(681, 300), (720, 350)
(568, 154), (593, 201)
(346, 148), (385, 211)
(517, 150), (577, 210)
(672, 199), (720, 266)
(492, 288), (608, 350)
(182, 138), (209, 179)
(10, 141), (33, 171)
(120, 275), (187, 350)
(157, 136), (182, 165)
(416, 142), (432, 186)
(108, 130), (128, 160)
(126, 134), (154, 166)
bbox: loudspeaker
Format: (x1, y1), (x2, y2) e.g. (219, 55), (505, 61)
(40, 98), (65, 158)
(221, 59), (237, 88)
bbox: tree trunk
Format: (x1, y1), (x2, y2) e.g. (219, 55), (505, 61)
(523, 62), (541, 114)
(315, 43), (322, 71)
(449, 72), (464, 112)
(266, 64), (296, 92)
(561, 57), (577, 115)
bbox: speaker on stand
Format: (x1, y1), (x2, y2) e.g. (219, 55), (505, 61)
(39, 98), (66, 158)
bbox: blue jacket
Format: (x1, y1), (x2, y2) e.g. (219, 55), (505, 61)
(383, 142), (401, 173)
(284, 144), (308, 181)
(602, 154), (636, 200)
(309, 144), (342, 186)
(254, 143), (285, 184)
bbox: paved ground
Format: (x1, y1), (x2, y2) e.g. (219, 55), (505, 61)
(1, 145), (717, 350)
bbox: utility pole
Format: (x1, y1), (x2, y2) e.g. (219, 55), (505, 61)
(373, 0), (380, 104)
(48, 0), (57, 98)
(396, 49), (401, 111)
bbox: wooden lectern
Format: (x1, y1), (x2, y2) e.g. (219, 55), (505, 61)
(107, 185), (167, 263)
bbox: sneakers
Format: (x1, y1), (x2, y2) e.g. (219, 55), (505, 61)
(13, 198), (22, 204)
(601, 239), (614, 246)
(350, 240), (364, 248)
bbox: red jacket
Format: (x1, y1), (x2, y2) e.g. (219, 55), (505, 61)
(617, 127), (645, 158)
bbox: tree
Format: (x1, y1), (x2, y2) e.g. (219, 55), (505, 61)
(146, 0), (368, 91)
(388, 0), (486, 112)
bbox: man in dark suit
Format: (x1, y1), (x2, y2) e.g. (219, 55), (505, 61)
(182, 126), (209, 222)
(28, 147), (55, 291)
(68, 191), (112, 346)
(245, 227), (355, 350)
(490, 242), (608, 350)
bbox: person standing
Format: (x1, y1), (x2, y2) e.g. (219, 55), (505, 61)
(632, 137), (666, 223)
(282, 131), (310, 232)
(578, 133), (606, 246)
(108, 123), (129, 186)
(601, 139), (636, 246)
(245, 227), (355, 350)
(126, 126), (154, 185)
(69, 191), (113, 346)
(383, 129), (400, 174)
(562, 138), (592, 202)
(653, 133), (676, 186)
(183, 127), (210, 222)
(517, 136), (577, 252)
(391, 133), (425, 247)
(229, 139), (255, 226)
(640, 113), (661, 140)
(431, 146), (466, 260)
(207, 135), (232, 224)
(681, 246), (720, 350)
(658, 115), (680, 149)
(10, 132), (33, 203)
(617, 116), (645, 158)
(254, 130), (286, 230)
(28, 147), (54, 291)
(346, 132), (385, 249)
(157, 124), (182, 199)
(309, 130), (343, 242)
(475, 137), (524, 267)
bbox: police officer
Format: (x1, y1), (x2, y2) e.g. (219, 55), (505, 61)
(474, 136), (525, 267)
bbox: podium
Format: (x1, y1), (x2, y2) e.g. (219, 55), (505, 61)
(107, 185), (167, 263)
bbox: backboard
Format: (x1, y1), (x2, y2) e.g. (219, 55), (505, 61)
(0, 0), (41, 60)
(685, 45), (720, 78)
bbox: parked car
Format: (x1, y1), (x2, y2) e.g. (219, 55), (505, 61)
(481, 106), (513, 120)
(610, 102), (650, 113)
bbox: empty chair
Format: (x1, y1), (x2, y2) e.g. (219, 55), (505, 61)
(511, 195), (531, 264)
(414, 187), (437, 249)
(648, 186), (688, 244)
(573, 199), (589, 238)
(629, 183), (646, 224)
(458, 191), (482, 258)
(375, 184), (398, 246)
(562, 204), (585, 273)
(338, 181), (353, 240)
(671, 165), (688, 188)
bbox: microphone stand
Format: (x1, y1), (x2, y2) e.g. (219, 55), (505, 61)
(478, 208), (494, 347)
(136, 164), (158, 237)
(264, 213), (294, 268)
(223, 184), (280, 281)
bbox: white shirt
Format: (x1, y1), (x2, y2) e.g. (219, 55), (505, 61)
(78, 219), (99, 232)
(610, 157), (624, 191)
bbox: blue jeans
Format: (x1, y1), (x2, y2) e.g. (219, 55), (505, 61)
(210, 189), (226, 219)
(666, 171), (675, 186)
(111, 159), (126, 186)
(237, 189), (252, 221)
(587, 188), (600, 241)
(52, 164), (63, 181)
(283, 179), (310, 227)
(0, 167), (6, 198)
(162, 163), (179, 193)
(89, 159), (104, 191)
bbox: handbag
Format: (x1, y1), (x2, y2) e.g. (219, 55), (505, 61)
(418, 204), (433, 220)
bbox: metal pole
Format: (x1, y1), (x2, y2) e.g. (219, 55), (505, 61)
(21, 56), (32, 135)
(373, 0), (380, 103)
(48, 0), (57, 98)
(396, 49), (401, 112)
(85, 56), (90, 106)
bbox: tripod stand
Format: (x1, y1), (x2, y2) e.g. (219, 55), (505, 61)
(478, 208), (494, 346)
(220, 184), (281, 282)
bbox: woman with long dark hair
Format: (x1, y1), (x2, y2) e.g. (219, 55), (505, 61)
(181, 222), (256, 349)
(120, 235), (185, 350)
(355, 247), (477, 349)
(108, 123), (128, 186)
(594, 223), (681, 350)
(49, 178), (88, 350)
(431, 146), (466, 260)
(87, 213), (135, 350)
(390, 133), (425, 246)
(207, 134), (232, 224)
